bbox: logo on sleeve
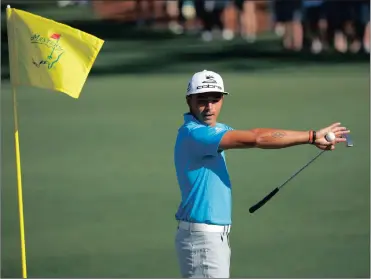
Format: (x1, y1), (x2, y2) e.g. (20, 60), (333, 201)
(214, 127), (224, 133)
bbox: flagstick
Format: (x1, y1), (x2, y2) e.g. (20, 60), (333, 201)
(7, 5), (28, 278)
(12, 86), (28, 279)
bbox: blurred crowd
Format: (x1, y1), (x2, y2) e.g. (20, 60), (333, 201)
(58, 0), (370, 54)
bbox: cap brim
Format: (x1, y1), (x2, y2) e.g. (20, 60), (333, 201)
(187, 91), (229, 96)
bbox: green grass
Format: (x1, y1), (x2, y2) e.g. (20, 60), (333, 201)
(1, 65), (369, 278)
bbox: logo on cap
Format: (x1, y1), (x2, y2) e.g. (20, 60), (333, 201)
(202, 75), (217, 84)
(187, 82), (192, 93)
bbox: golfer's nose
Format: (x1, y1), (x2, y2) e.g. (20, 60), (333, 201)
(206, 101), (213, 109)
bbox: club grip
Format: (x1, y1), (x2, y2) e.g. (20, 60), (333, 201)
(249, 187), (279, 213)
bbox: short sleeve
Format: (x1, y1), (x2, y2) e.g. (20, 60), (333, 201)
(188, 126), (229, 157)
(225, 125), (234, 131)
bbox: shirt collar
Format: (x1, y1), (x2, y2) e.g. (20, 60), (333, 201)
(184, 113), (201, 124)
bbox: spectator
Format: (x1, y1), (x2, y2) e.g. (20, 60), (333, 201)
(352, 0), (370, 53)
(273, 0), (303, 51)
(167, 0), (199, 35)
(195, 0), (231, 41)
(361, 1), (370, 53)
(302, 0), (327, 53)
(235, 0), (257, 42)
(135, 0), (155, 27)
(323, 0), (353, 53)
(167, 0), (185, 35)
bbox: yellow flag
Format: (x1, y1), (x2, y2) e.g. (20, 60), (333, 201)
(6, 7), (104, 98)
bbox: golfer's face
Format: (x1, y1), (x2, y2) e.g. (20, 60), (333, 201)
(189, 92), (224, 126)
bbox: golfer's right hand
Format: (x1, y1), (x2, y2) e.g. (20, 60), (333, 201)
(314, 122), (350, 150)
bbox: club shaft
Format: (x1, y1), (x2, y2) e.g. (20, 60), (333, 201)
(278, 150), (326, 190)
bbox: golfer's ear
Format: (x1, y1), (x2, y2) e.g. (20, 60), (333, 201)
(186, 96), (191, 106)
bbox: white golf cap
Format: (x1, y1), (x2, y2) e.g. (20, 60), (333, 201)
(186, 70), (229, 96)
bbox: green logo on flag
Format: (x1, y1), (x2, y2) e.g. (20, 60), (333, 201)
(31, 33), (64, 70)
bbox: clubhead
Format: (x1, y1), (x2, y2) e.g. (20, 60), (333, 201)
(344, 134), (353, 147)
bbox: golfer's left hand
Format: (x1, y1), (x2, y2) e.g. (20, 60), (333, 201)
(314, 122), (350, 150)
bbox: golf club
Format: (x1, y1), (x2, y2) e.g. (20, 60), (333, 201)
(249, 133), (353, 213)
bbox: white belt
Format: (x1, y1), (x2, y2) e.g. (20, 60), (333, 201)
(178, 221), (231, 233)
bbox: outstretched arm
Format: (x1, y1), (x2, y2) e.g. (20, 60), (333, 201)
(220, 123), (350, 151)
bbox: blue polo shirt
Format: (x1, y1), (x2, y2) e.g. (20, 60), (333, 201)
(174, 113), (234, 225)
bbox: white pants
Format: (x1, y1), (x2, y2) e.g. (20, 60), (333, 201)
(175, 223), (231, 278)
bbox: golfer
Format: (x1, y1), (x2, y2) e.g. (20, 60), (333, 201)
(173, 70), (349, 278)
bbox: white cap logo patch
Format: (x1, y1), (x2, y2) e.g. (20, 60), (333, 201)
(186, 70), (229, 96)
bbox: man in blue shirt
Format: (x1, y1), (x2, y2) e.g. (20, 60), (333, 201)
(174, 70), (349, 278)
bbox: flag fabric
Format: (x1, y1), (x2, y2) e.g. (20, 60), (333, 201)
(6, 7), (104, 98)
